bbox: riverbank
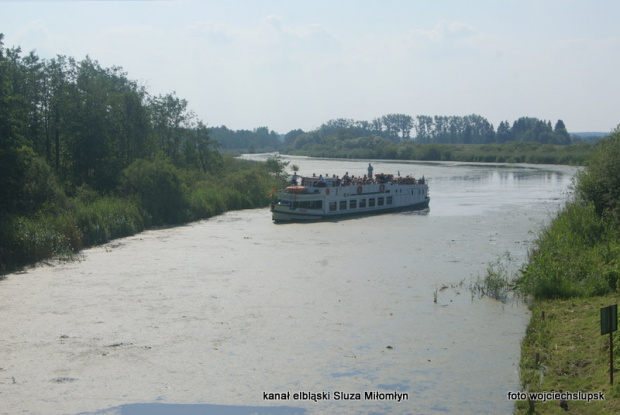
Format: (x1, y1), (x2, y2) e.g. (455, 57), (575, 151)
(513, 130), (620, 414)
(516, 294), (620, 414)
(283, 141), (594, 166)
(0, 156), (287, 276)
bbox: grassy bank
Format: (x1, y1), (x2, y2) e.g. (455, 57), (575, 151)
(515, 129), (620, 413)
(516, 295), (620, 414)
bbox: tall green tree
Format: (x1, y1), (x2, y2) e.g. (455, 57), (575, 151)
(554, 119), (570, 145)
(496, 120), (512, 143)
(0, 35), (29, 214)
(575, 128), (620, 219)
(149, 92), (194, 163)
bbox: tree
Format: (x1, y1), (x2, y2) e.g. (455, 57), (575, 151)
(191, 121), (220, 173)
(414, 115), (434, 143)
(497, 121), (512, 143)
(284, 129), (304, 147)
(554, 119), (570, 145)
(381, 114), (408, 141)
(575, 128), (620, 219)
(0, 35), (29, 214)
(149, 92), (194, 163)
(391, 114), (414, 139)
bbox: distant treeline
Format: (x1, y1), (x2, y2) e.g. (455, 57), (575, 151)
(0, 35), (287, 274)
(210, 126), (281, 151)
(210, 115), (608, 164)
(277, 116), (601, 165)
(284, 114), (574, 147)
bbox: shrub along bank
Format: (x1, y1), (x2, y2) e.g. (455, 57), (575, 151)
(0, 155), (287, 275)
(515, 128), (620, 413)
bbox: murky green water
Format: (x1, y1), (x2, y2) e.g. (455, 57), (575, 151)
(0, 155), (576, 415)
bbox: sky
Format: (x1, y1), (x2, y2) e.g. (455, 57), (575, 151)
(2, 0), (619, 134)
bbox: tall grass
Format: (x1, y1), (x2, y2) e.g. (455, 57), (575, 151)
(517, 201), (620, 299)
(0, 196), (144, 272)
(74, 196), (145, 246)
(515, 131), (620, 299)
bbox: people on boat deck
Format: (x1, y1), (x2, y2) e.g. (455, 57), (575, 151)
(367, 163), (373, 177)
(292, 170), (419, 188)
(342, 172), (350, 185)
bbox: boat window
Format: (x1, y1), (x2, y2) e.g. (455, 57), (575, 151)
(296, 200), (322, 209)
(329, 201), (337, 211)
(369, 198), (375, 207)
(378, 197), (384, 206)
(387, 196), (393, 205)
(349, 200), (357, 209)
(359, 199), (366, 208)
(339, 201), (347, 210)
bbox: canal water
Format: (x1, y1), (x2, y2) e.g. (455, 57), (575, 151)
(0, 155), (577, 415)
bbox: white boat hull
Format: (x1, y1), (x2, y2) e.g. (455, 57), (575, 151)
(271, 180), (430, 222)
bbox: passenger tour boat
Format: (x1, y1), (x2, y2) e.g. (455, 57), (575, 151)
(270, 165), (430, 222)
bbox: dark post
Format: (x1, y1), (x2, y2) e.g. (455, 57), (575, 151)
(600, 304), (618, 385)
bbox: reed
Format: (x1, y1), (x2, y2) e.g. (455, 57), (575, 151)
(74, 196), (145, 247)
(470, 252), (517, 303)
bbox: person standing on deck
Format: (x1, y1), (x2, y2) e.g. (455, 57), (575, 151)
(367, 163), (374, 178)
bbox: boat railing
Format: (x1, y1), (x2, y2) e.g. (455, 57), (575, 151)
(295, 176), (425, 189)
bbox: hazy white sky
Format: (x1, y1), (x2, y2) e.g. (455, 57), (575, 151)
(2, 0), (619, 134)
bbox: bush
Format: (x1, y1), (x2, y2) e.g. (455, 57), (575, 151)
(1, 156), (287, 274)
(75, 196), (144, 246)
(575, 128), (620, 219)
(21, 156), (67, 214)
(0, 214), (73, 272)
(121, 158), (189, 225)
(187, 182), (230, 219)
(516, 127), (620, 300)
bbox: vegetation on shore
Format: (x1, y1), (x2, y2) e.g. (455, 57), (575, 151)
(282, 138), (595, 166)
(514, 128), (620, 413)
(0, 36), (287, 275)
(272, 116), (600, 165)
(0, 34), (608, 280)
(3, 31), (619, 415)
(0, 154), (287, 275)
(207, 111), (604, 166)
(516, 130), (620, 300)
